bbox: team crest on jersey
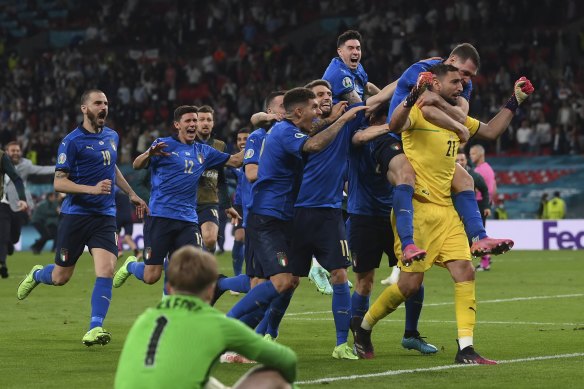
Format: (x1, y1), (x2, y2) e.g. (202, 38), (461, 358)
(185, 152), (191, 156)
(110, 139), (117, 151)
(342, 76), (353, 88)
(276, 252), (288, 267)
(99, 141), (104, 145)
(294, 133), (307, 139)
(197, 153), (204, 164)
(390, 143), (402, 151)
(244, 149), (254, 159)
(60, 248), (69, 263)
(144, 247), (152, 260)
(58, 153), (67, 164)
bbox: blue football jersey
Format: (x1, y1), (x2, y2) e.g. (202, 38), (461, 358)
(241, 127), (267, 226)
(295, 104), (366, 209)
(148, 136), (230, 223)
(233, 167), (243, 206)
(387, 59), (474, 125)
(251, 120), (308, 220)
(323, 57), (369, 104)
(56, 126), (119, 216)
(347, 129), (393, 216)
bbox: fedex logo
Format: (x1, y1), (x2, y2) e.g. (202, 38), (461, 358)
(543, 222), (584, 250)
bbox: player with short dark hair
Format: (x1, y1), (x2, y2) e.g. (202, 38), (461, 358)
(224, 87), (363, 334)
(354, 65), (534, 364)
(112, 105), (243, 289)
(17, 89), (148, 346)
(323, 30), (380, 105)
(115, 246), (297, 389)
(376, 44), (513, 267)
(195, 105), (240, 253)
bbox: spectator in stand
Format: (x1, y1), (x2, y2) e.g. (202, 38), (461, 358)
(516, 119), (532, 153)
(535, 113), (552, 154)
(551, 126), (569, 155)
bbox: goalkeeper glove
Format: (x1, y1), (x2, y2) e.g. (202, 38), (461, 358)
(403, 72), (434, 108)
(505, 76), (535, 112)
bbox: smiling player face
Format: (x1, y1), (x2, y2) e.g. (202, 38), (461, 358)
(175, 112), (198, 144)
(338, 39), (361, 70)
(236, 132), (249, 151)
(311, 85), (333, 118)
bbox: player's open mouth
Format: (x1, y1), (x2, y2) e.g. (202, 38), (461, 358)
(186, 128), (196, 134)
(350, 57), (359, 64)
(320, 102), (331, 110)
(98, 112), (106, 119)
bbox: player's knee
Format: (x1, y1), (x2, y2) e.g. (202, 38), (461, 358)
(234, 367), (291, 389)
(452, 166), (474, 193)
(355, 279), (372, 296)
(52, 273), (71, 286)
(143, 268), (162, 284)
(329, 268), (347, 284)
(203, 237), (217, 251)
(397, 277), (422, 298)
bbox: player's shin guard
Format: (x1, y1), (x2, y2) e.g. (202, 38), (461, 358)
(227, 281), (278, 319)
(454, 191), (488, 242)
(240, 306), (265, 329)
(219, 274), (251, 293)
(89, 277), (113, 330)
(332, 283), (351, 345)
(455, 280), (476, 348)
(34, 264), (55, 285)
(404, 283), (424, 336)
(266, 290), (294, 338)
(351, 291), (370, 320)
(232, 240), (245, 276)
(364, 283), (406, 328)
(127, 261), (145, 281)
(393, 185), (415, 250)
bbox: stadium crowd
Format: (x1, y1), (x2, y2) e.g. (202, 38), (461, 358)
(0, 0), (583, 166)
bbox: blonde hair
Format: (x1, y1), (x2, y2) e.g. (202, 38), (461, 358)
(167, 246), (218, 295)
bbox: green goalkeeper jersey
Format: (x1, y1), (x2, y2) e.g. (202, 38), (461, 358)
(115, 295), (297, 388)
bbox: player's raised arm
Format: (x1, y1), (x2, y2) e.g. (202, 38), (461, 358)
(388, 72), (434, 134)
(303, 105), (368, 153)
(133, 141), (170, 170)
(476, 77), (535, 140)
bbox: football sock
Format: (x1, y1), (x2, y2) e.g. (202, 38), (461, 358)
(240, 306), (265, 329)
(89, 277), (112, 330)
(266, 290), (294, 338)
(232, 240), (245, 276)
(454, 191), (488, 241)
(34, 264), (55, 285)
(218, 274), (251, 293)
(364, 283), (406, 328)
(162, 258), (169, 295)
(127, 261), (145, 281)
(255, 308), (270, 335)
(404, 283), (424, 337)
(332, 282), (351, 345)
(227, 281), (279, 319)
(455, 281), (476, 340)
(393, 184), (415, 251)
(351, 291), (370, 319)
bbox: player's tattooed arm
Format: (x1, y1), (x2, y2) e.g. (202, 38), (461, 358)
(54, 170), (69, 179)
(309, 101), (348, 135)
(339, 90), (363, 106)
(54, 169), (111, 195)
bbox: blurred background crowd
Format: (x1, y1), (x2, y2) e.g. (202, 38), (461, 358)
(1, 0), (583, 218)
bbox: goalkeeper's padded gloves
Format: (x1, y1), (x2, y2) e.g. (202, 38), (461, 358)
(403, 71), (434, 108)
(505, 76), (535, 112)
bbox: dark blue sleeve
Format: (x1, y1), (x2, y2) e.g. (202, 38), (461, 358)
(56, 137), (77, 172)
(243, 132), (262, 165)
(202, 144), (230, 169)
(280, 129), (309, 158)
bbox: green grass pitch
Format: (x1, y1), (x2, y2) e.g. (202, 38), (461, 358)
(1, 250), (583, 388)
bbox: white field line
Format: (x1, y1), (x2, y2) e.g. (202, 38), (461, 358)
(296, 352), (584, 385)
(285, 318), (583, 326)
(286, 293), (584, 317)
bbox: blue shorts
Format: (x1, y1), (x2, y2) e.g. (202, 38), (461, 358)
(54, 214), (118, 267)
(244, 222), (262, 278)
(290, 207), (350, 276)
(116, 216), (134, 235)
(143, 216), (202, 266)
(247, 212), (293, 278)
(347, 213), (397, 273)
(197, 204), (219, 226)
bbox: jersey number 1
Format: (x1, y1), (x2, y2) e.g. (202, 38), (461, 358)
(145, 316), (168, 367)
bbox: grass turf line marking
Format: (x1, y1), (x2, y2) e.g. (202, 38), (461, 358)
(296, 352), (584, 385)
(286, 293), (584, 317)
(285, 318), (583, 326)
